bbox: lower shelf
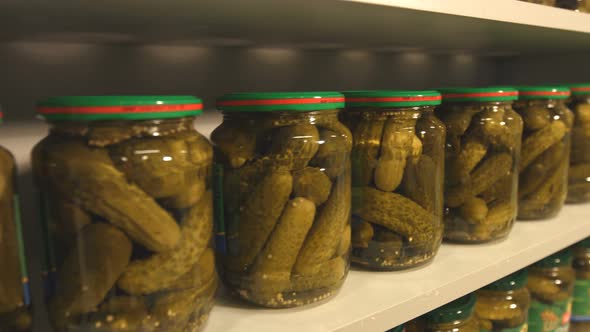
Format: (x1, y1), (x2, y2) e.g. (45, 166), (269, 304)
(206, 204), (590, 332)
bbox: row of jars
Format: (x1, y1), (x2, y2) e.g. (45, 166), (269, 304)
(0, 85), (589, 331)
(521, 0), (590, 12)
(397, 237), (590, 332)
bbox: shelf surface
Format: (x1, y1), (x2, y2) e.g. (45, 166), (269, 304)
(2, 0), (590, 54)
(207, 204), (590, 332)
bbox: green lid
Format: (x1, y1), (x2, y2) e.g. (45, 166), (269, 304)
(386, 325), (404, 332)
(517, 86), (570, 100)
(439, 87), (518, 103)
(568, 84), (590, 95)
(425, 294), (476, 324)
(216, 92), (344, 112)
(483, 270), (528, 291)
(343, 90), (441, 108)
(37, 96), (203, 121)
(532, 249), (573, 268)
(575, 237), (590, 249)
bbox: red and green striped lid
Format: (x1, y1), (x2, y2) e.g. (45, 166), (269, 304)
(567, 83), (590, 95)
(517, 86), (570, 100)
(216, 92), (344, 112)
(37, 96), (203, 121)
(0, 111), (3, 124)
(439, 87), (518, 103)
(343, 90), (441, 108)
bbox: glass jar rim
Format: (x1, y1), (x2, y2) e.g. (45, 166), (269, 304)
(37, 96), (203, 121)
(482, 270), (528, 291)
(425, 294), (476, 324)
(517, 86), (570, 100)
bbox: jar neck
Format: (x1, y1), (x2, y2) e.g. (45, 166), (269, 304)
(572, 94), (590, 104)
(48, 117), (195, 138)
(344, 105), (433, 120)
(514, 99), (567, 108)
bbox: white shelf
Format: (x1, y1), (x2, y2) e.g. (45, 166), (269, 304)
(207, 204), (590, 332)
(2, 0), (590, 54)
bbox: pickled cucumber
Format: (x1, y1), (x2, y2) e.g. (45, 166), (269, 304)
(50, 223), (132, 329)
(310, 129), (350, 179)
(520, 121), (567, 171)
(267, 124), (319, 170)
(351, 120), (385, 186)
(210, 121), (258, 168)
(292, 168), (332, 206)
(117, 193), (213, 295)
(44, 139), (181, 252)
(294, 170), (350, 274)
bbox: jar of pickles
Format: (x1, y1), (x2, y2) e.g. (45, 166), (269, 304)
(556, 0), (590, 11)
(421, 294), (481, 332)
(437, 88), (522, 243)
(571, 238), (590, 332)
(521, 0), (557, 6)
(213, 92), (351, 308)
(0, 112), (32, 332)
(527, 249), (575, 332)
(566, 84), (590, 203)
(475, 270), (531, 331)
(513, 86), (572, 220)
(341, 90), (445, 270)
(34, 96), (216, 331)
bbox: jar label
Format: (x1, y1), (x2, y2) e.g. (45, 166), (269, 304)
(572, 279), (590, 321)
(528, 298), (572, 332)
(213, 163), (227, 255)
(480, 323), (527, 332)
(12, 194), (31, 306)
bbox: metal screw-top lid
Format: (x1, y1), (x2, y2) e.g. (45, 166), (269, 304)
(37, 96), (203, 121)
(217, 92), (345, 112)
(517, 86), (570, 100)
(424, 293), (476, 324)
(482, 269), (528, 291)
(342, 90), (441, 108)
(439, 87), (518, 103)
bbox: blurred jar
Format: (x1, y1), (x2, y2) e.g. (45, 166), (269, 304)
(213, 92), (351, 308)
(475, 269), (531, 331)
(34, 96), (216, 332)
(556, 0), (590, 12)
(571, 238), (590, 332)
(566, 84), (590, 203)
(521, 0), (557, 5)
(437, 87), (522, 243)
(341, 90), (445, 270)
(513, 86), (573, 220)
(527, 249), (575, 332)
(0, 111), (32, 332)
(416, 294), (481, 332)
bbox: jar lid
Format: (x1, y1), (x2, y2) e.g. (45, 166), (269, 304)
(575, 237), (590, 249)
(342, 90), (441, 108)
(531, 248), (573, 268)
(37, 96), (203, 121)
(439, 87), (518, 103)
(216, 92), (344, 112)
(517, 86), (571, 100)
(568, 84), (590, 95)
(482, 269), (528, 291)
(0, 111), (3, 124)
(424, 294), (476, 324)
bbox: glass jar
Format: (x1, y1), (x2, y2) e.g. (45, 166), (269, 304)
(340, 91), (445, 270)
(34, 96), (216, 331)
(437, 88), (522, 243)
(213, 92), (351, 308)
(527, 249), (575, 332)
(421, 294), (481, 332)
(521, 0), (557, 6)
(386, 325), (405, 332)
(513, 87), (573, 220)
(566, 84), (590, 203)
(556, 0), (590, 11)
(0, 112), (32, 332)
(475, 269), (531, 331)
(571, 238), (590, 332)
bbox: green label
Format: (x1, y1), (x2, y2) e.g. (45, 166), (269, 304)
(528, 298), (572, 332)
(481, 323), (527, 332)
(572, 279), (590, 321)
